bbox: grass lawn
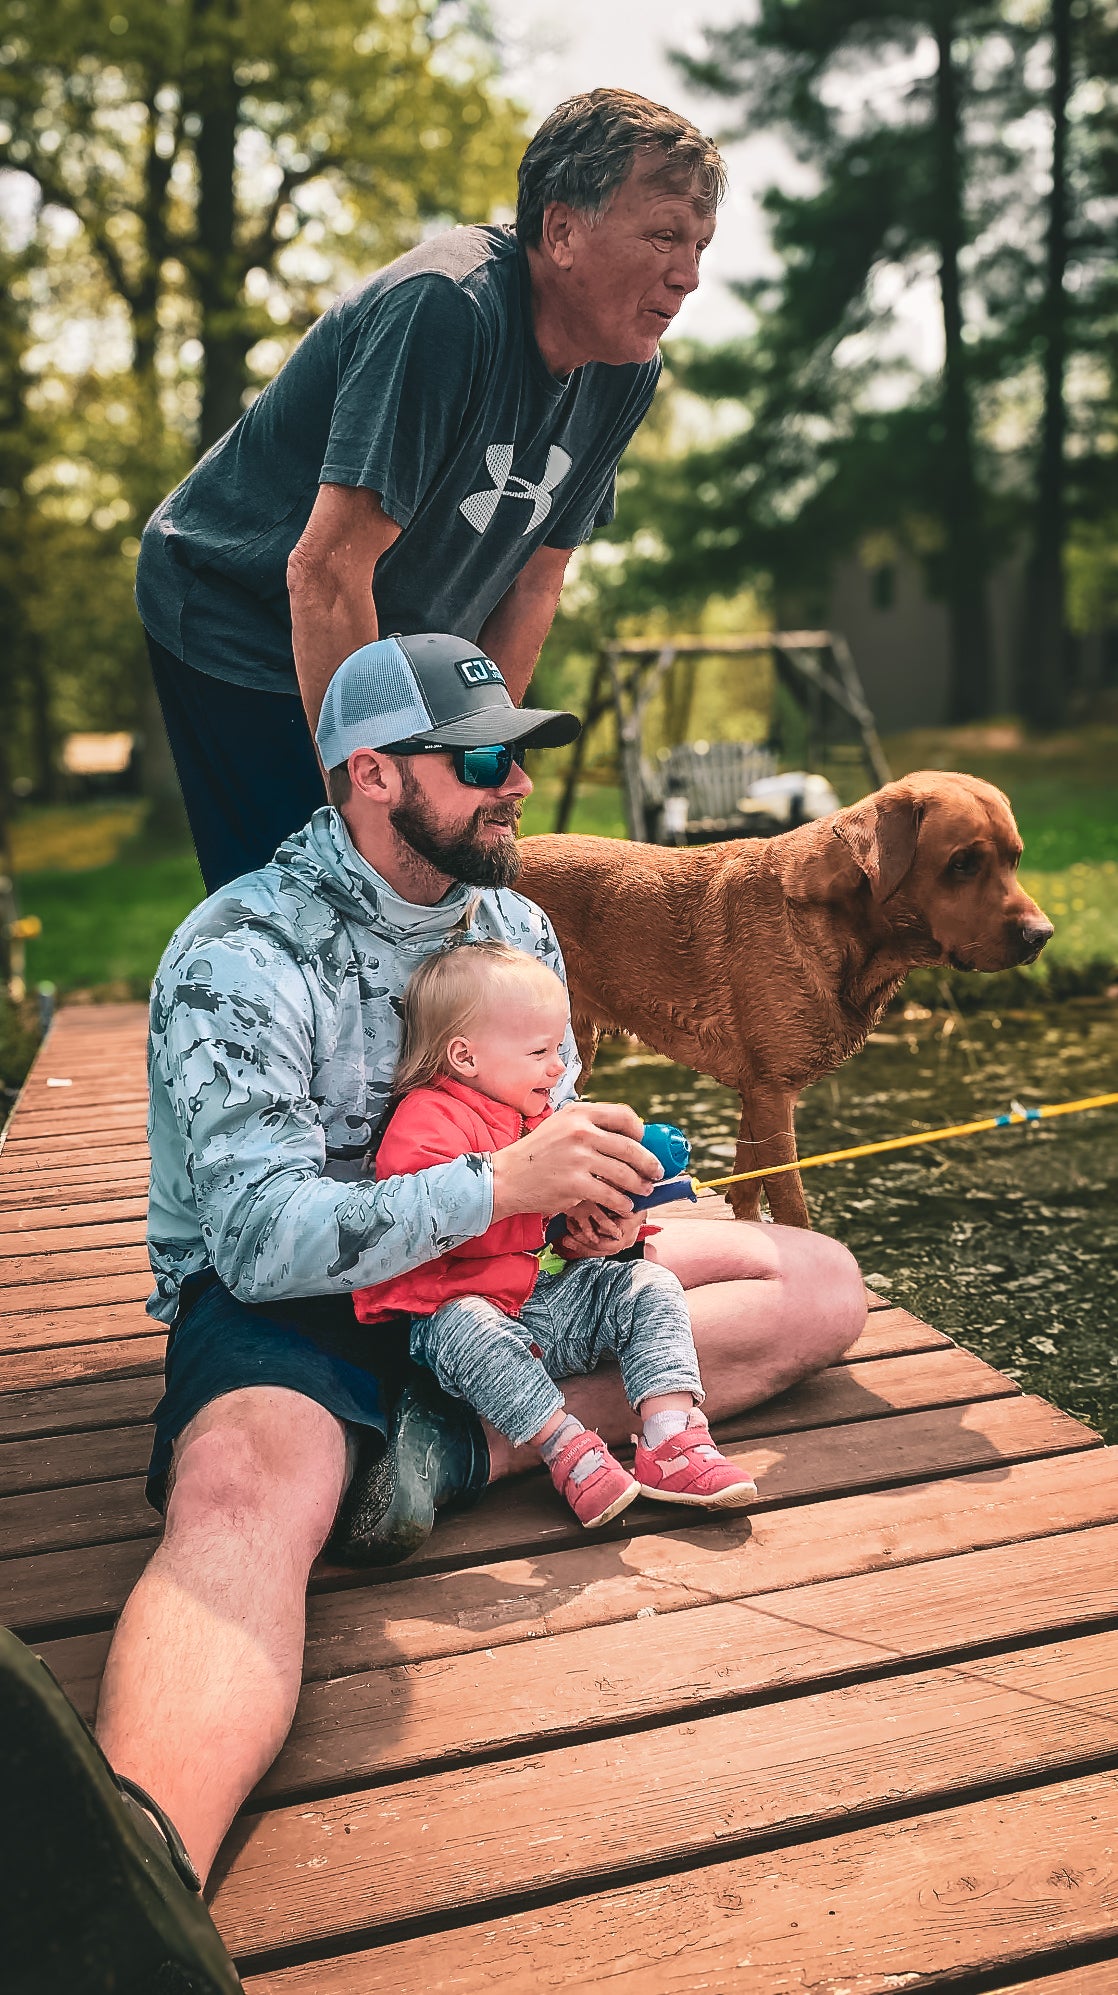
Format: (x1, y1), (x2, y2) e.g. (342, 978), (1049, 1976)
(17, 852), (206, 995)
(8, 722), (1117, 1000)
(12, 803), (204, 999)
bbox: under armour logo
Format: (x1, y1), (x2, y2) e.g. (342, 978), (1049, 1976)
(460, 443), (572, 536)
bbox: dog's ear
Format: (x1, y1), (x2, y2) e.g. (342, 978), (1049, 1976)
(833, 793), (923, 901)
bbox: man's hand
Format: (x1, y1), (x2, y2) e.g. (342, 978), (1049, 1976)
(489, 1100), (659, 1223)
(558, 1200), (644, 1259)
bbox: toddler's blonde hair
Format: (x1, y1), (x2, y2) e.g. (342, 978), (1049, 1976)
(394, 941), (567, 1095)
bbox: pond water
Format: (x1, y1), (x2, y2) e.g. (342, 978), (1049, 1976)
(588, 999), (1118, 1442)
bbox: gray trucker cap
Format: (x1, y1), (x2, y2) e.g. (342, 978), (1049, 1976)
(314, 633), (580, 770)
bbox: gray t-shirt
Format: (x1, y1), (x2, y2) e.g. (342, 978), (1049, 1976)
(136, 225), (661, 692)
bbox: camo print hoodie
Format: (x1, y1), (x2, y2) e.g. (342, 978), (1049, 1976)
(145, 805), (577, 1324)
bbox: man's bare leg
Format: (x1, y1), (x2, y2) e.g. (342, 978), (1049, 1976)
(648, 1213), (866, 1406)
(95, 1386), (350, 1886)
(484, 1219), (865, 1478)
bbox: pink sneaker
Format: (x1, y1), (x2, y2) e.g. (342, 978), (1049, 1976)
(547, 1428), (641, 1529)
(633, 1413), (758, 1509)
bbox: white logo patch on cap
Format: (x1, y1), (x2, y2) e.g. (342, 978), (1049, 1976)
(456, 656), (504, 687)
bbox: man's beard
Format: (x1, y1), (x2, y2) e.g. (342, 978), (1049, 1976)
(389, 767), (523, 889)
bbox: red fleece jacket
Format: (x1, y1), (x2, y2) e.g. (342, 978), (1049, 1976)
(351, 1076), (550, 1322)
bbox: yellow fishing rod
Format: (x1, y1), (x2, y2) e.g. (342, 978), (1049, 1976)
(631, 1092), (1118, 1210)
(693, 1089), (1118, 1194)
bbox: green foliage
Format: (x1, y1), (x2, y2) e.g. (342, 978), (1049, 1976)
(621, 1), (1118, 722)
(517, 774), (627, 842)
(0, 0), (524, 433)
(0, 0), (526, 795)
(603, 351), (958, 614)
(1067, 513), (1118, 636)
(665, 1), (1018, 697)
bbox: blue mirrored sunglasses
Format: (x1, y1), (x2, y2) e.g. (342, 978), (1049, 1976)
(380, 741), (528, 789)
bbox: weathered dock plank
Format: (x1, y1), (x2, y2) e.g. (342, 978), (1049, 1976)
(0, 1197), (149, 1236)
(1, 1299), (158, 1357)
(0, 1162), (151, 1207)
(0, 1270), (152, 1315)
(0, 1243), (153, 1288)
(240, 1769), (1118, 1993)
(245, 1521), (1118, 1799)
(0, 1374), (161, 1443)
(1, 1330), (165, 1396)
(212, 1632), (1118, 1956)
(0, 1218), (147, 1257)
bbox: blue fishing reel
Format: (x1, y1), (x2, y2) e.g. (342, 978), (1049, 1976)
(631, 1121), (698, 1211)
(544, 1119), (698, 1246)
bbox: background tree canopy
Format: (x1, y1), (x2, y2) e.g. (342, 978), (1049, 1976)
(571, 0), (1117, 730)
(0, 0), (525, 819)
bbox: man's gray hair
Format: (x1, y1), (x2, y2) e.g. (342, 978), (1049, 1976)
(516, 87), (726, 248)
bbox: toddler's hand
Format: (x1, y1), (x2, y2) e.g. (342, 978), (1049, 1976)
(559, 1201), (643, 1258)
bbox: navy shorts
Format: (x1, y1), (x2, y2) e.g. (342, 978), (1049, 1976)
(146, 1273), (405, 1513)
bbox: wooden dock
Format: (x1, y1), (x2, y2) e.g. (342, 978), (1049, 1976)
(2, 1002), (1117, 1992)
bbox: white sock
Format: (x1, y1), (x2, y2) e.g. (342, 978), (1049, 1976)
(642, 1406), (693, 1449)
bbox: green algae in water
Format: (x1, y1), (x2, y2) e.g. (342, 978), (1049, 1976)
(588, 1000), (1118, 1442)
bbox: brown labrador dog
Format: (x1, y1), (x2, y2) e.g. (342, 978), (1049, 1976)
(516, 772), (1053, 1227)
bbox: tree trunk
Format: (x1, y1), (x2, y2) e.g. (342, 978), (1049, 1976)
(200, 324), (253, 452)
(0, 616), (16, 874)
(25, 639), (58, 803)
(932, 6), (993, 722)
(191, 0), (250, 451)
(137, 673), (192, 843)
(133, 76), (174, 407)
(1017, 0), (1073, 730)
(131, 288), (190, 834)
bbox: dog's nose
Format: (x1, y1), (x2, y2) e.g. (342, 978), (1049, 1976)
(1016, 916), (1055, 964)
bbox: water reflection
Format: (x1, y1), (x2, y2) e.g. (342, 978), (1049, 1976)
(589, 1001), (1118, 1441)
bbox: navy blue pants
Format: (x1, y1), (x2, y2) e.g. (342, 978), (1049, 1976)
(146, 634), (326, 892)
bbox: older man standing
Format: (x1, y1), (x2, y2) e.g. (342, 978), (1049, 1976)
(5, 634), (866, 1992)
(137, 88), (724, 890)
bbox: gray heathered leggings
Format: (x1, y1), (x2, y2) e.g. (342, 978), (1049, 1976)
(409, 1254), (704, 1448)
